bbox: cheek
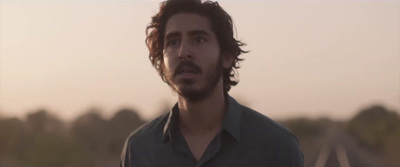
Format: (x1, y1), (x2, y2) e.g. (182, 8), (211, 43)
(200, 47), (220, 65)
(162, 55), (175, 74)
(162, 58), (170, 72)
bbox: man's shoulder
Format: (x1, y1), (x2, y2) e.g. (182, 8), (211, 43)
(120, 113), (170, 166)
(240, 105), (298, 143)
(239, 104), (304, 166)
(125, 113), (168, 144)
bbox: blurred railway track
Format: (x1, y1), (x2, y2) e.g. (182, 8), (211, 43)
(315, 144), (350, 167)
(313, 125), (383, 167)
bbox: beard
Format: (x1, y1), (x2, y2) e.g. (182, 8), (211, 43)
(167, 57), (223, 102)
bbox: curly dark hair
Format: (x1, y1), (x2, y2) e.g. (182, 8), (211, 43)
(146, 0), (248, 93)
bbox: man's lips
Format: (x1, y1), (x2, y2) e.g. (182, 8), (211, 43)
(176, 72), (198, 81)
(178, 73), (198, 78)
(175, 66), (200, 80)
(174, 62), (202, 77)
(177, 66), (199, 74)
(176, 68), (199, 79)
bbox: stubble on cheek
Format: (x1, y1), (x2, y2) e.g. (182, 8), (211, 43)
(161, 61), (171, 84)
(161, 61), (178, 90)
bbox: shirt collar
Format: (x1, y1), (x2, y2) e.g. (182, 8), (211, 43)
(222, 95), (242, 142)
(162, 95), (242, 142)
(162, 104), (179, 142)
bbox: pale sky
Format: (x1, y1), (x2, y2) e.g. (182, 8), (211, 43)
(0, 0), (399, 121)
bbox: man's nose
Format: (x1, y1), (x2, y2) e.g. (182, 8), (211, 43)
(177, 42), (193, 60)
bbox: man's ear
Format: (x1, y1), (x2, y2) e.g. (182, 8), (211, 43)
(222, 52), (234, 68)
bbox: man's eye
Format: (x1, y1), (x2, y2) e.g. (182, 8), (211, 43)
(194, 37), (206, 43)
(166, 40), (179, 47)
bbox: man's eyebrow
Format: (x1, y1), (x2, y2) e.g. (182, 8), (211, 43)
(165, 32), (181, 40)
(164, 30), (210, 41)
(188, 30), (210, 36)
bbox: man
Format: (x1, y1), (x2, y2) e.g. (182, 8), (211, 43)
(121, 0), (304, 166)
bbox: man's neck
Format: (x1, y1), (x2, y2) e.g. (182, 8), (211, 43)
(177, 80), (226, 135)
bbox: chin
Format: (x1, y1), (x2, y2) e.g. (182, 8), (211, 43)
(175, 84), (208, 102)
(176, 84), (200, 95)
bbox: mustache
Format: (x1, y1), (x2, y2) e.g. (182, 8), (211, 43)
(173, 61), (202, 77)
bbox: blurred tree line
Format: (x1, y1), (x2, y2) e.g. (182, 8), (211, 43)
(281, 105), (400, 167)
(1, 104), (399, 167)
(347, 105), (400, 166)
(0, 108), (145, 167)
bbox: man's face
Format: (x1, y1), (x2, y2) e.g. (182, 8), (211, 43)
(162, 13), (223, 102)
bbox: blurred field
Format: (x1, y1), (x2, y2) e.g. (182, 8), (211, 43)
(0, 104), (399, 167)
(282, 105), (400, 167)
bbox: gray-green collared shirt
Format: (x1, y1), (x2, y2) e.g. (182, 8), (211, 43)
(120, 96), (304, 167)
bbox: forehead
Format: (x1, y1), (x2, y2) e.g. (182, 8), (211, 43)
(164, 13), (214, 37)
